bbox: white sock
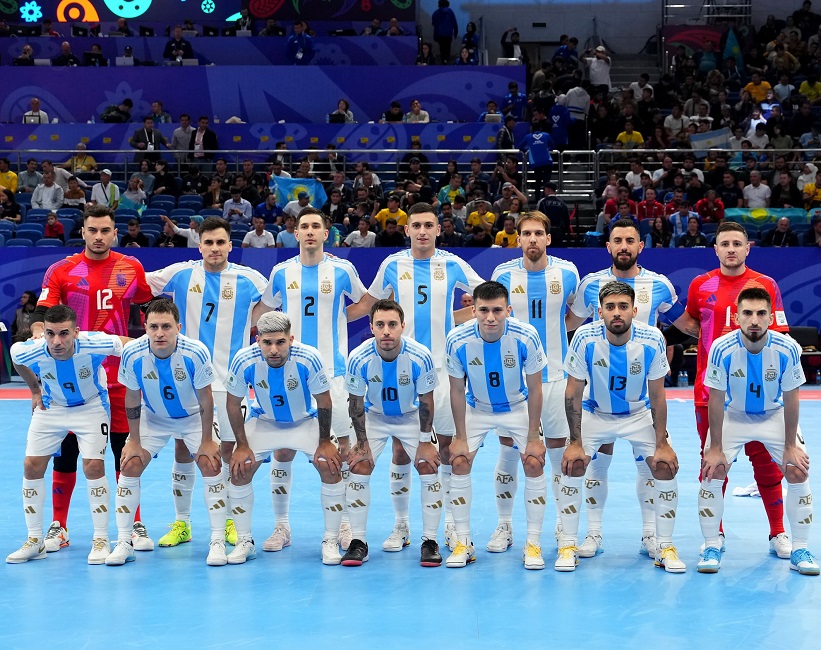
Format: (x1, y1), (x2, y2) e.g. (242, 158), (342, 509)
(115, 475), (140, 543)
(494, 445), (520, 524)
(419, 474), (443, 540)
(221, 461), (232, 514)
(321, 481), (346, 540)
(584, 452), (612, 536)
(270, 460), (292, 528)
(449, 473), (472, 544)
(698, 478), (724, 549)
(546, 447), (565, 526)
(636, 459), (655, 535)
(86, 476), (110, 539)
(389, 462), (412, 525)
(440, 464), (453, 525)
(340, 462), (350, 527)
(787, 480), (813, 551)
(524, 473), (548, 544)
(347, 473), (371, 542)
(228, 481), (254, 540)
(22, 478), (46, 540)
(654, 478), (678, 547)
(202, 474), (228, 542)
(172, 461), (196, 524)
(557, 474), (584, 546)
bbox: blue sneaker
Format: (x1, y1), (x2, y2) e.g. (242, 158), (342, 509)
(790, 549), (821, 576)
(697, 547), (722, 573)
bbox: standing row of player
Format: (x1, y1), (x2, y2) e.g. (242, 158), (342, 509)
(6, 204), (817, 575)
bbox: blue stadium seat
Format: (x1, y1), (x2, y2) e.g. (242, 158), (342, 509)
(141, 209), (168, 219)
(57, 208), (84, 221)
(639, 219), (653, 239)
(230, 223), (250, 233)
(15, 231), (41, 244)
(0, 233), (5, 246)
(0, 221), (16, 234)
(170, 208), (195, 219)
(35, 238), (63, 247)
(140, 224), (162, 234)
(178, 196), (203, 210)
(141, 215), (165, 226)
(150, 194), (177, 207)
(65, 238), (86, 246)
(18, 223), (45, 235)
(231, 238), (245, 248)
(6, 238), (33, 247)
(58, 219), (76, 234)
(16, 193), (32, 207)
(26, 209), (51, 220)
(701, 223), (718, 235)
(200, 208), (223, 217)
(115, 208), (140, 219)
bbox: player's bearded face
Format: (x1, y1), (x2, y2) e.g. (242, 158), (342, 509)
(607, 228), (642, 272)
(735, 300), (772, 343)
(259, 332), (293, 368)
(600, 297), (636, 335)
(83, 216), (118, 256)
(518, 220), (549, 260)
(371, 310), (405, 353)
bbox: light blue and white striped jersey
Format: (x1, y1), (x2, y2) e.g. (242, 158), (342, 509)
(564, 321), (669, 416)
(11, 332), (122, 409)
(262, 254), (366, 377)
(445, 317), (545, 413)
(146, 261), (267, 390)
(119, 334), (215, 418)
(369, 249), (484, 368)
(492, 255), (580, 383)
(346, 337), (438, 416)
(704, 330), (804, 414)
(570, 266), (684, 326)
(226, 340), (330, 423)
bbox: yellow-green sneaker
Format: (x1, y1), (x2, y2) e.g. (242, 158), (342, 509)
(158, 521), (192, 547)
(225, 519), (238, 546)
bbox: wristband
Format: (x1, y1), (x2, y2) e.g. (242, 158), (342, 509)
(419, 430), (433, 443)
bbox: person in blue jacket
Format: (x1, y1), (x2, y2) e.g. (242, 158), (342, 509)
(520, 125), (555, 197)
(432, 0), (459, 64)
(286, 20), (314, 65)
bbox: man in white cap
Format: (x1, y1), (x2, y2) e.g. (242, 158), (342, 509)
(583, 45), (612, 97)
(90, 170), (121, 210)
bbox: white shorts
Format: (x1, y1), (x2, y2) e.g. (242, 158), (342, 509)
(330, 375), (352, 439)
(364, 411), (420, 464)
(465, 401), (542, 454)
(542, 379), (569, 440)
(246, 416), (336, 462)
(213, 389), (247, 443)
(139, 410), (213, 458)
(433, 366), (456, 438)
(707, 410), (807, 468)
(580, 409), (659, 461)
(26, 401), (109, 460)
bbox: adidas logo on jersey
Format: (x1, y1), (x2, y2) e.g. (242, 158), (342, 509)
(77, 278), (89, 288)
(369, 375), (382, 383)
(399, 271), (413, 281)
(143, 371), (158, 380)
(469, 357), (483, 366)
(42, 372), (56, 380)
(706, 293), (717, 304)
(594, 359), (608, 367)
(189, 284), (203, 294)
(731, 369), (745, 378)
(287, 281), (300, 290)
(511, 285), (525, 294)
(256, 380), (269, 389)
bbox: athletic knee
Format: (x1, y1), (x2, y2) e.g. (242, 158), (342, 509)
(196, 457), (219, 478)
(784, 465), (808, 484)
(23, 456), (47, 480)
(522, 456), (543, 477)
(652, 461), (676, 481)
(82, 459), (105, 480)
(451, 455), (471, 475)
(568, 459), (586, 478)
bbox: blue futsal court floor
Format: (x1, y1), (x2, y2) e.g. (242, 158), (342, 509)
(0, 391), (819, 649)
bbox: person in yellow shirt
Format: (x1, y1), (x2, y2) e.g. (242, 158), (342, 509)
(372, 193), (408, 229)
(743, 72), (772, 103)
(0, 157), (18, 193)
(800, 76), (821, 105)
(62, 143), (98, 174)
(494, 215), (519, 247)
(802, 169), (821, 208)
(466, 199), (495, 233)
(616, 120), (645, 149)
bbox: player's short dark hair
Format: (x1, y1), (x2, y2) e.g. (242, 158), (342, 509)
(737, 287), (771, 308)
(296, 206), (325, 225)
(715, 221), (747, 240)
(44, 304), (77, 326)
(199, 216), (231, 237)
(145, 298), (180, 324)
(370, 299), (404, 323)
(609, 218), (640, 236)
(473, 281), (509, 304)
(127, 219), (140, 227)
(598, 280), (635, 305)
(84, 204), (115, 223)
(408, 202), (436, 218)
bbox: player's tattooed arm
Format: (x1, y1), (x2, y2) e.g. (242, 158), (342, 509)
(126, 405), (142, 420)
(348, 394), (367, 443)
(418, 392), (434, 433)
(316, 390), (332, 441)
(564, 377), (585, 443)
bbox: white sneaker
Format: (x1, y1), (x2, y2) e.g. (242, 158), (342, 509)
(321, 537), (342, 565)
(445, 541), (476, 568)
(522, 541), (545, 570)
(87, 538), (110, 565)
(206, 539), (228, 566)
(790, 548), (821, 575)
(554, 522), (562, 547)
(43, 521), (69, 552)
(6, 538), (46, 564)
(640, 534), (657, 557)
(445, 522), (458, 551)
(697, 547), (722, 574)
(131, 521), (154, 551)
(105, 541), (135, 566)
(486, 523), (513, 553)
(227, 538), (257, 564)
(383, 523), (411, 552)
(554, 545), (578, 572)
(263, 524), (292, 552)
(699, 533), (726, 556)
(339, 521), (353, 552)
(655, 544), (686, 573)
(578, 534), (603, 558)
(770, 532), (792, 559)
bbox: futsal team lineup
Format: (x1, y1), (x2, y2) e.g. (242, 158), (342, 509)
(6, 203), (817, 577)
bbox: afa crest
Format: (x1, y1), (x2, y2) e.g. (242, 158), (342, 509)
(78, 367), (91, 379)
(764, 369), (777, 382)
(550, 280), (561, 295)
(398, 373), (410, 386)
(629, 361), (642, 375)
(116, 273), (127, 287)
(221, 285), (234, 300)
(174, 368), (187, 381)
(433, 267), (445, 281)
(637, 290), (650, 304)
(503, 354), (516, 368)
(286, 377), (299, 391)
(320, 279), (332, 294)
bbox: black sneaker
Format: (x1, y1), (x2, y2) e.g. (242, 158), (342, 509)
(420, 538), (442, 567)
(341, 539), (369, 566)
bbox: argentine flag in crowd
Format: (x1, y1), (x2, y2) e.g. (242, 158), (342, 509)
(269, 176), (328, 208)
